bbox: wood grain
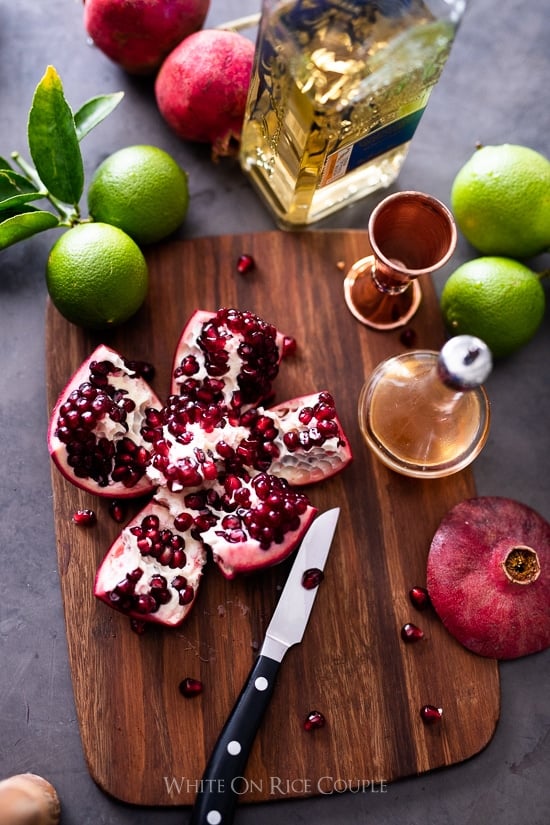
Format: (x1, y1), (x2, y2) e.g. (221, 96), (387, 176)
(45, 230), (500, 806)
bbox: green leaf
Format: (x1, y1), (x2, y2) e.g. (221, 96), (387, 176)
(74, 92), (124, 141)
(0, 208), (59, 250)
(0, 156), (14, 171)
(0, 169), (44, 212)
(27, 65), (84, 205)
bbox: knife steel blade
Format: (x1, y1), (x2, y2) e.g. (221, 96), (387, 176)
(189, 508), (340, 825)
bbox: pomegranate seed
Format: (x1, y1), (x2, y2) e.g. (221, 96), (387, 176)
(179, 677), (203, 697)
(109, 500), (127, 523)
(409, 586), (431, 610)
(401, 622), (425, 643)
(420, 705), (443, 724)
(130, 618), (148, 635)
(72, 508), (96, 526)
(303, 710), (326, 731)
(236, 253), (255, 274)
(399, 327), (418, 348)
(282, 335), (297, 357)
(301, 568), (324, 590)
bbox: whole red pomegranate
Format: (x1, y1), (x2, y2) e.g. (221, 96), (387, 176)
(84, 0), (210, 74)
(155, 29), (254, 158)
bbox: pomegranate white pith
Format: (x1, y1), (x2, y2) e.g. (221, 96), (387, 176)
(427, 496), (550, 659)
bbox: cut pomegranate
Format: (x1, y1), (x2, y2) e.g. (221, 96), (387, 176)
(49, 307), (353, 628)
(94, 500), (206, 627)
(48, 345), (163, 498)
(147, 389), (351, 493)
(155, 472), (317, 579)
(170, 308), (288, 409)
(427, 496), (550, 659)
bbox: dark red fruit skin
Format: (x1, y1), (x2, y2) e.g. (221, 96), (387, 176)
(84, 0), (210, 75)
(427, 496), (550, 660)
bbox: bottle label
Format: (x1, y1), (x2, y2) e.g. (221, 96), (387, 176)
(320, 105), (426, 187)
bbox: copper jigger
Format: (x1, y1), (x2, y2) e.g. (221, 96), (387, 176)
(343, 191), (457, 330)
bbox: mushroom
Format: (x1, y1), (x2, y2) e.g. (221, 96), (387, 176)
(427, 496), (550, 659)
(0, 773), (60, 825)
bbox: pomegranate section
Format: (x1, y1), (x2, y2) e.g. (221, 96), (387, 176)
(170, 308), (287, 410)
(155, 473), (317, 580)
(48, 344), (163, 498)
(94, 501), (206, 626)
(427, 496), (550, 659)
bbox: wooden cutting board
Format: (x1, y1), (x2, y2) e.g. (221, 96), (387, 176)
(45, 230), (500, 807)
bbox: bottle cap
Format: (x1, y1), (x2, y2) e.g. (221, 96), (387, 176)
(437, 335), (493, 390)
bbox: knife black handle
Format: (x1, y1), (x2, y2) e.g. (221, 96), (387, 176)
(189, 654), (280, 825)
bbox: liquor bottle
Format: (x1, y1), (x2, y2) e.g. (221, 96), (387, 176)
(358, 335), (492, 478)
(240, 0), (468, 229)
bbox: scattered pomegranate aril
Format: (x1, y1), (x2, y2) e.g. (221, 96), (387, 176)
(236, 254), (255, 274)
(420, 704), (443, 724)
(409, 586), (431, 611)
(401, 622), (425, 643)
(301, 568), (324, 590)
(72, 508), (96, 526)
(108, 499), (127, 523)
(303, 710), (326, 731)
(399, 328), (418, 348)
(179, 677), (204, 697)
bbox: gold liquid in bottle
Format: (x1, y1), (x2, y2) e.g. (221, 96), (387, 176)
(240, 0), (466, 228)
(358, 336), (492, 478)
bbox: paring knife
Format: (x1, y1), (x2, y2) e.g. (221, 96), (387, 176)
(189, 507), (340, 825)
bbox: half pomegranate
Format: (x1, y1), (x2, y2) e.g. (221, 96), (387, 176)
(48, 344), (163, 498)
(94, 500), (206, 626)
(427, 496), (550, 659)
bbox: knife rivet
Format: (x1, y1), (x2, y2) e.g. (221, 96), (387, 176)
(206, 811), (222, 825)
(254, 676), (269, 691)
(227, 740), (242, 756)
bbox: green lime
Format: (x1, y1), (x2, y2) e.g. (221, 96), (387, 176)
(87, 145), (189, 245)
(46, 222), (149, 329)
(440, 257), (545, 358)
(451, 144), (550, 259)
